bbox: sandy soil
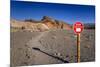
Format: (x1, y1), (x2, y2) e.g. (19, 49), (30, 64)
(10, 29), (95, 67)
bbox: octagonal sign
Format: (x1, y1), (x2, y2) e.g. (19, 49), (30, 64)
(73, 22), (84, 34)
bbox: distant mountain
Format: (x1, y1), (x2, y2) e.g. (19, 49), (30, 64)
(70, 23), (95, 29)
(11, 16), (72, 32)
(84, 23), (95, 29)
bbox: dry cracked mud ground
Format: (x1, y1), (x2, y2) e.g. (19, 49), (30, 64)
(10, 29), (95, 67)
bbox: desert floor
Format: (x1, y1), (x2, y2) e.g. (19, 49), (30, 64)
(10, 29), (95, 67)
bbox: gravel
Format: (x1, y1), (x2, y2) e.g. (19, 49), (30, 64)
(10, 29), (95, 67)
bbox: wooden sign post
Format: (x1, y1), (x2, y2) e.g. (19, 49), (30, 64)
(77, 33), (80, 62)
(73, 22), (84, 62)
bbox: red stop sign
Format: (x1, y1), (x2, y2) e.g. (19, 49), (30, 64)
(73, 22), (84, 34)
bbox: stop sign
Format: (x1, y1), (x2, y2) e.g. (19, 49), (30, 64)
(73, 22), (84, 34)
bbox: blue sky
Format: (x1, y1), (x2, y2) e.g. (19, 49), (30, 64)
(11, 1), (95, 24)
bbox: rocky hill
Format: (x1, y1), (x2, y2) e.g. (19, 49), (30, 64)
(11, 16), (72, 32)
(41, 16), (71, 30)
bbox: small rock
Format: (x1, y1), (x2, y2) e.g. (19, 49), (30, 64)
(84, 45), (90, 48)
(54, 53), (61, 57)
(51, 36), (56, 39)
